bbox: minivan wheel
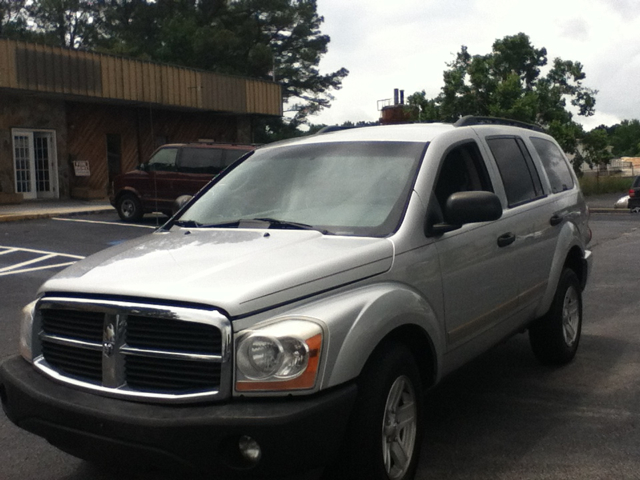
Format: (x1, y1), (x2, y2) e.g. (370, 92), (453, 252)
(529, 268), (582, 365)
(330, 342), (423, 480)
(116, 193), (143, 222)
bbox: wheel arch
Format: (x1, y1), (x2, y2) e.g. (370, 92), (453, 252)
(115, 187), (142, 205)
(320, 284), (443, 391)
(564, 245), (588, 291)
(372, 324), (438, 391)
(535, 222), (588, 318)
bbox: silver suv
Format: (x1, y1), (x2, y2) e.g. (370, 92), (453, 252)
(0, 117), (592, 480)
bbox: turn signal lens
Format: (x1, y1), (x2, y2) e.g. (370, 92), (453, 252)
(19, 301), (37, 362)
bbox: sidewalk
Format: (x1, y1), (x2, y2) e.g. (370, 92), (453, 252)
(0, 193), (631, 223)
(0, 199), (114, 222)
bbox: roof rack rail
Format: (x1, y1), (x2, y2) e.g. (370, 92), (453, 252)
(315, 125), (355, 135)
(454, 115), (545, 133)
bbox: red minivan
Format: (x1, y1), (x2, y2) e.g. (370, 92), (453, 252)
(110, 143), (254, 221)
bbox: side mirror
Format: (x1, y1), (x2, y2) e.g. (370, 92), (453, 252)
(428, 191), (502, 236)
(445, 191), (502, 224)
(172, 195), (193, 215)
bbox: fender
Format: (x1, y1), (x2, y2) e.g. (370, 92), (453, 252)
(535, 220), (586, 318)
(285, 282), (444, 390)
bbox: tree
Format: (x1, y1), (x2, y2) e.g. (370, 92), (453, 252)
(22, 0), (99, 48)
(0, 0), (27, 38)
(94, 0), (347, 127)
(408, 33), (598, 166)
(579, 127), (612, 169)
(606, 119), (640, 157)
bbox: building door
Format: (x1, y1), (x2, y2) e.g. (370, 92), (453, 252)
(106, 134), (122, 193)
(12, 129), (58, 200)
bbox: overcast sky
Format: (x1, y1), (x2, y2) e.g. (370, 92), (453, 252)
(312, 0), (639, 130)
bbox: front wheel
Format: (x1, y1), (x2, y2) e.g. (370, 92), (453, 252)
(330, 342), (423, 480)
(529, 268), (582, 365)
(116, 193), (143, 222)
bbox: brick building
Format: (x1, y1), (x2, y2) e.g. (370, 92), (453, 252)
(0, 39), (282, 203)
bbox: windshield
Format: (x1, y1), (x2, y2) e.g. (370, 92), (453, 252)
(174, 141), (426, 237)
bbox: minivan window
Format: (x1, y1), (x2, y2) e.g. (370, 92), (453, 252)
(148, 147), (178, 171)
(530, 137), (574, 193)
(178, 147), (252, 175)
(177, 141), (426, 237)
(178, 148), (224, 174)
(487, 137), (543, 207)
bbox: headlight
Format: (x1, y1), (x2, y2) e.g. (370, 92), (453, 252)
(235, 320), (323, 392)
(19, 301), (37, 362)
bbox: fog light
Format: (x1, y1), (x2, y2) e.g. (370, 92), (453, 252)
(238, 435), (261, 464)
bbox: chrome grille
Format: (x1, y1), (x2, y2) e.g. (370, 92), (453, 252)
(42, 308), (103, 342)
(33, 298), (232, 403)
(41, 341), (102, 382)
(125, 356), (221, 392)
(126, 315), (222, 354)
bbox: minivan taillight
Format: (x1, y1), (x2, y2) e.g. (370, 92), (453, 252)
(630, 189), (636, 197)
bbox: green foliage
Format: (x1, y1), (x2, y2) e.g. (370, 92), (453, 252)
(407, 33), (598, 161)
(578, 128), (612, 169)
(0, 0), (29, 39)
(606, 119), (640, 157)
(579, 175), (634, 196)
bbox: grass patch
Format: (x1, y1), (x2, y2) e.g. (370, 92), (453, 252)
(579, 175), (634, 196)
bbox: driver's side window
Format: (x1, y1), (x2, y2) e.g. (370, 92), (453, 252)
(432, 142), (493, 223)
(147, 148), (178, 172)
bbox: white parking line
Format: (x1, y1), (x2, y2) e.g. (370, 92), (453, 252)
(0, 254), (56, 273)
(0, 262), (77, 277)
(52, 217), (157, 229)
(0, 246), (85, 277)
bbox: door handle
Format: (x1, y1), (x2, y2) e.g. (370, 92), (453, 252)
(497, 232), (516, 248)
(549, 214), (563, 226)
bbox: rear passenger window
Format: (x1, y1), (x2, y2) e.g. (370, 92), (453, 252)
(530, 137), (574, 193)
(179, 148), (225, 174)
(487, 137), (543, 207)
(224, 148), (252, 166)
(178, 148), (252, 174)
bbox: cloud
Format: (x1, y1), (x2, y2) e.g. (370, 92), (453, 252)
(558, 18), (589, 42)
(596, 0), (640, 19)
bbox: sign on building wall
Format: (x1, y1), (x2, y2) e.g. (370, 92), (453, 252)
(73, 160), (90, 176)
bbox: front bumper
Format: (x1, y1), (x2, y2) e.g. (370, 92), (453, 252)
(0, 356), (357, 478)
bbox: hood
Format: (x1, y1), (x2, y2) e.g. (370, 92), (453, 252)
(42, 228), (394, 317)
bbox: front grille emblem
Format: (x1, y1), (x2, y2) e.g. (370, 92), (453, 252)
(103, 322), (116, 357)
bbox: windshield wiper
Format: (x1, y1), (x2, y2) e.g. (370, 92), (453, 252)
(173, 219), (203, 228)
(251, 217), (331, 234)
(173, 219), (241, 228)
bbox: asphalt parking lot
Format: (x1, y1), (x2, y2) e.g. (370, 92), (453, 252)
(0, 209), (639, 479)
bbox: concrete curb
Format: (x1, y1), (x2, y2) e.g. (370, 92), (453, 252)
(0, 207), (114, 223)
(589, 207), (636, 214)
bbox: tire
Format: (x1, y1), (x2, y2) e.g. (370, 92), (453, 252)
(329, 341), (423, 480)
(631, 207), (640, 214)
(529, 268), (582, 365)
(116, 193), (143, 222)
